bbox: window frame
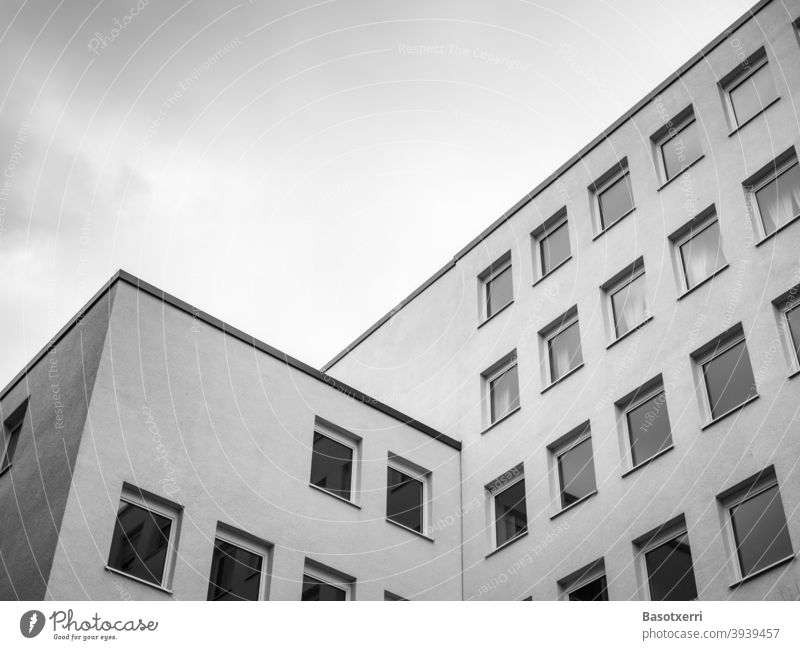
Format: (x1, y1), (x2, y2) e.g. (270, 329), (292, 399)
(720, 51), (779, 130)
(548, 421), (597, 514)
(539, 307), (583, 388)
(616, 376), (673, 473)
(773, 286), (800, 375)
(481, 350), (520, 429)
(308, 417), (361, 506)
(301, 560), (354, 601)
(0, 400), (27, 476)
(602, 258), (651, 342)
(653, 107), (703, 183)
(634, 516), (698, 602)
(747, 154), (800, 240)
(386, 453), (431, 537)
(591, 160), (635, 233)
(669, 207), (727, 294)
(207, 526), (271, 602)
(478, 252), (514, 323)
(531, 208), (571, 282)
(717, 468), (795, 585)
(106, 484), (182, 591)
(487, 465), (527, 551)
(558, 558), (608, 601)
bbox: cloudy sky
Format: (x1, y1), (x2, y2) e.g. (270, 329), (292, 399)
(0, 0), (756, 386)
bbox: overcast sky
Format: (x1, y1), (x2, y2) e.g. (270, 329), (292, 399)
(0, 0), (757, 386)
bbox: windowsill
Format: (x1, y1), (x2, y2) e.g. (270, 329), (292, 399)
(676, 264), (730, 300)
(481, 406), (522, 435)
(700, 394), (760, 431)
(754, 213), (800, 247)
(385, 518), (434, 542)
(533, 257), (572, 287)
(656, 155), (705, 191)
(592, 208), (636, 241)
(485, 530), (528, 559)
(621, 445), (675, 478)
(308, 482), (362, 509)
(0, 464), (10, 479)
(550, 490), (598, 520)
(727, 96), (781, 137)
(606, 316), (654, 350)
(729, 553), (795, 589)
(541, 363), (585, 395)
(104, 565), (174, 595)
(789, 368), (800, 380)
(478, 300), (514, 329)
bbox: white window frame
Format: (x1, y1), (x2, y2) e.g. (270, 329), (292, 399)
(558, 558), (607, 601)
(633, 517), (696, 602)
(602, 258), (651, 342)
(592, 161), (635, 232)
(106, 484), (181, 591)
(721, 51), (778, 129)
(386, 453), (431, 537)
(309, 417), (361, 506)
(547, 421), (596, 514)
(487, 464), (527, 550)
(302, 560), (354, 601)
(0, 400), (27, 475)
(773, 287), (800, 374)
(747, 154), (800, 240)
(478, 252), (513, 323)
(691, 327), (757, 424)
(717, 469), (794, 585)
(669, 207), (727, 294)
(209, 525), (271, 601)
(654, 109), (703, 183)
(531, 208), (571, 281)
(616, 376), (672, 472)
(482, 350), (520, 428)
(540, 307), (583, 387)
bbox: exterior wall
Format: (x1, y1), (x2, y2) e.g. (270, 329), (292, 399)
(325, 0), (800, 600)
(0, 287), (114, 599)
(45, 281), (462, 600)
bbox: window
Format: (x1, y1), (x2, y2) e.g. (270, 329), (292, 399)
(692, 326), (757, 422)
(532, 208), (571, 279)
(720, 47), (779, 128)
(592, 159), (635, 231)
(745, 149), (800, 238)
(669, 207), (727, 292)
(718, 467), (794, 582)
(301, 560), (354, 601)
(479, 252), (513, 321)
(617, 376), (672, 469)
(384, 591), (408, 601)
(602, 258), (650, 339)
(652, 106), (703, 182)
(540, 307), (583, 386)
(548, 421), (596, 511)
(309, 418), (360, 503)
(386, 455), (429, 535)
(488, 465), (527, 548)
(207, 527), (270, 601)
(559, 559), (608, 601)
(106, 484), (180, 589)
(482, 351), (520, 427)
(634, 517), (698, 601)
(1, 400), (27, 475)
(773, 286), (800, 373)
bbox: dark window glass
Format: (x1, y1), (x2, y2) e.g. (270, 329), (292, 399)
(598, 173), (634, 228)
(108, 501), (172, 586)
(730, 63), (778, 126)
(540, 221), (570, 275)
(494, 479), (527, 547)
(310, 433), (353, 500)
(661, 120), (703, 181)
(489, 365), (520, 423)
(558, 437), (596, 508)
(731, 484), (793, 577)
(611, 273), (648, 337)
(679, 220), (726, 289)
(548, 321), (583, 382)
(387, 467), (423, 533)
(207, 540), (263, 601)
(645, 533), (698, 601)
(702, 339), (757, 419)
(626, 391), (672, 467)
(301, 575), (347, 601)
(755, 163), (800, 236)
(569, 576), (608, 601)
(486, 266), (513, 318)
(1, 421), (22, 473)
(787, 305), (800, 364)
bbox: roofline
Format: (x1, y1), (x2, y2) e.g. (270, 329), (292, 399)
(321, 0), (774, 372)
(0, 270), (460, 452)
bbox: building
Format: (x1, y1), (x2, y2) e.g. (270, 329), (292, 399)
(2, 0), (800, 601)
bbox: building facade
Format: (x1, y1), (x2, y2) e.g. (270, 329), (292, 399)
(1, 0), (800, 601)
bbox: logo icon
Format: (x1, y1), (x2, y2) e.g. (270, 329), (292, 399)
(20, 610), (45, 638)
